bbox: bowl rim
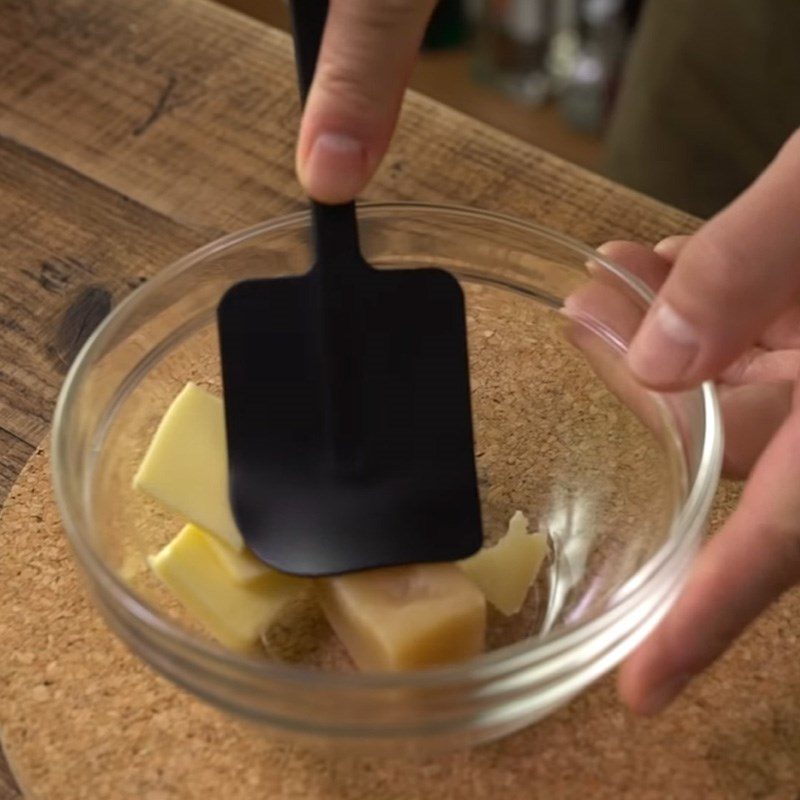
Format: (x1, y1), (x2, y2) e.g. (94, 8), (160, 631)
(51, 201), (724, 690)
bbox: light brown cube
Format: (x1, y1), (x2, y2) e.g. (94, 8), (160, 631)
(319, 563), (486, 671)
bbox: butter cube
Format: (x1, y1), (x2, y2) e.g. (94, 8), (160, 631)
(134, 382), (243, 550)
(202, 534), (273, 585)
(149, 524), (306, 650)
(318, 564), (486, 671)
(459, 511), (548, 616)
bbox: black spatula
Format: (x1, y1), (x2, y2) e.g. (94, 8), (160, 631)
(217, 0), (482, 576)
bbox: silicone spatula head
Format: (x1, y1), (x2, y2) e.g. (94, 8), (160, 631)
(217, 0), (482, 576)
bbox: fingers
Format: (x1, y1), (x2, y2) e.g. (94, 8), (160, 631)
(564, 274), (645, 339)
(627, 129), (800, 390)
(618, 375), (800, 714)
(718, 382), (793, 477)
(565, 250), (666, 439)
(652, 235), (691, 263)
(561, 306), (666, 442)
(760, 304), (800, 350)
(296, 0), (437, 203)
(602, 230), (800, 713)
(594, 241), (671, 292)
(722, 348), (800, 385)
(601, 239), (800, 353)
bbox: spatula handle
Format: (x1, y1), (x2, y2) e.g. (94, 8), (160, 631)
(289, 0), (326, 103)
(289, 0), (362, 265)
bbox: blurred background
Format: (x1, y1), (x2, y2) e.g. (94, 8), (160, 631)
(217, 0), (800, 220)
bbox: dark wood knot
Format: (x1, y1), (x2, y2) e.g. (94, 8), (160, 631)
(50, 286), (112, 373)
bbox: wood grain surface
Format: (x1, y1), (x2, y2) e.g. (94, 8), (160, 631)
(0, 1), (796, 798)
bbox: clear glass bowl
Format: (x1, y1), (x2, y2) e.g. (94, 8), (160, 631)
(52, 203), (722, 751)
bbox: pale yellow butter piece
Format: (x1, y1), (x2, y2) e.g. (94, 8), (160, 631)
(459, 511), (548, 616)
(134, 382), (243, 550)
(149, 524), (306, 651)
(318, 563), (486, 671)
(203, 534), (273, 585)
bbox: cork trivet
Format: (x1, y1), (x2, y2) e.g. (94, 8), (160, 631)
(2, 289), (800, 798)
(3, 451), (800, 799)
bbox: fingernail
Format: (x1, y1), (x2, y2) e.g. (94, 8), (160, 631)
(561, 294), (579, 314)
(653, 237), (678, 256)
(588, 242), (624, 275)
(628, 301), (699, 386)
(639, 673), (691, 715)
(653, 236), (688, 261)
(585, 257), (603, 276)
(301, 132), (367, 203)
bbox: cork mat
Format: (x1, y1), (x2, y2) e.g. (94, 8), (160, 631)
(2, 282), (800, 798)
(1, 454), (800, 800)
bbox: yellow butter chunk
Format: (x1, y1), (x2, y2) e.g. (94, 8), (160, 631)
(203, 534), (273, 585)
(149, 524), (306, 651)
(318, 564), (486, 671)
(459, 511), (548, 616)
(134, 382), (243, 550)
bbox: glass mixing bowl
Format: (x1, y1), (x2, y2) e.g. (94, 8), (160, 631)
(52, 203), (722, 750)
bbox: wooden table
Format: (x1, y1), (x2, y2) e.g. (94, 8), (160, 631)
(1, 1), (798, 798)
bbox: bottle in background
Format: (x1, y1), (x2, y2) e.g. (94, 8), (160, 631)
(472, 0), (553, 106)
(423, 0), (468, 50)
(556, 0), (628, 133)
(547, 0), (581, 97)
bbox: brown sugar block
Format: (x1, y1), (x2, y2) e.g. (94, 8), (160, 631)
(318, 564), (487, 671)
(2, 446), (800, 799)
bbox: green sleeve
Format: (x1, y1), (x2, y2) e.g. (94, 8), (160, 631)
(603, 0), (800, 218)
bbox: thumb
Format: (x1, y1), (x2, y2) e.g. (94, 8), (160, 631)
(627, 128), (800, 389)
(296, 0), (437, 204)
